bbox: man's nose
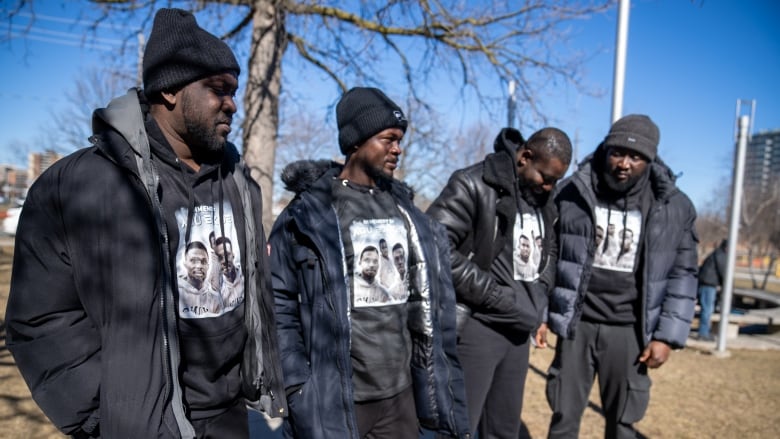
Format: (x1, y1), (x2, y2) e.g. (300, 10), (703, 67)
(616, 156), (632, 168)
(223, 95), (237, 114)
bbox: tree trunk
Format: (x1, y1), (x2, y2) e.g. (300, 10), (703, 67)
(242, 0), (286, 234)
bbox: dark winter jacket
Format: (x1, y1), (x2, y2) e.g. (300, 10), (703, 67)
(549, 150), (698, 349)
(698, 242), (727, 287)
(4, 89), (286, 438)
(426, 128), (557, 334)
(269, 160), (471, 439)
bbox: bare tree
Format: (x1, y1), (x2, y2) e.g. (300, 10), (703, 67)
(48, 68), (133, 152)
(696, 184), (729, 260)
(6, 0), (613, 231)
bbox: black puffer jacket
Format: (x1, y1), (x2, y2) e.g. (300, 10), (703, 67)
(426, 128), (557, 334)
(549, 149), (698, 348)
(4, 89), (286, 438)
(270, 160), (470, 439)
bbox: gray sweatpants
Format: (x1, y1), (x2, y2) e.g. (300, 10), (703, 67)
(545, 321), (651, 439)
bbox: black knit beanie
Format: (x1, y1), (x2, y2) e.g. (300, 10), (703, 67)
(336, 87), (408, 155)
(143, 8), (240, 97)
(603, 114), (660, 161)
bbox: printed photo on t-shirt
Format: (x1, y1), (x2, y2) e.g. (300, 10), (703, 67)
(513, 212), (544, 281)
(175, 203), (244, 319)
(593, 206), (642, 272)
(350, 218), (409, 308)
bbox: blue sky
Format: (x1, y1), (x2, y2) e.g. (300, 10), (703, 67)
(1, 0), (778, 211)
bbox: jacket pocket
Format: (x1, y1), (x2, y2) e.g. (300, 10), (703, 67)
(619, 373), (651, 424)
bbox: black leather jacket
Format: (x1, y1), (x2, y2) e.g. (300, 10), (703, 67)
(427, 128), (558, 335)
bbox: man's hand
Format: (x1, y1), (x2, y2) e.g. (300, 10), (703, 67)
(638, 340), (672, 368)
(533, 323), (548, 349)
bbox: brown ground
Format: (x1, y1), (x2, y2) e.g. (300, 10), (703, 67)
(1, 244), (779, 438)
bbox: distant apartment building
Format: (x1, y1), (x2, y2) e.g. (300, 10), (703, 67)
(744, 129), (780, 196)
(1, 164), (27, 202)
(28, 150), (63, 183)
(0, 150), (63, 202)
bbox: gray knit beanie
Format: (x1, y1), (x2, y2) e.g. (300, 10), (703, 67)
(336, 87), (408, 155)
(603, 114), (660, 161)
(143, 8), (239, 97)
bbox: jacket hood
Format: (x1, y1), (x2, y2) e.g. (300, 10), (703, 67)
(483, 127), (525, 191)
(281, 159), (341, 195)
(493, 127), (525, 157)
(91, 88), (148, 162)
(281, 159), (416, 200)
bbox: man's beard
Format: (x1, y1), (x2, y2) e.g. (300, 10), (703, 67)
(519, 185), (550, 207)
(366, 164), (394, 187)
(602, 171), (643, 194)
(182, 99), (227, 163)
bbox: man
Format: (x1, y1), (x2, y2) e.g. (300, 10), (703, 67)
(534, 235), (544, 266)
(393, 242), (407, 280)
(270, 87), (470, 439)
(614, 228), (636, 270)
(354, 245), (393, 304)
(427, 127), (572, 438)
(377, 237), (404, 295)
(214, 236), (245, 310)
(541, 114), (698, 438)
(515, 234), (536, 280)
(4, 8), (286, 438)
(179, 241), (224, 317)
(697, 239), (728, 341)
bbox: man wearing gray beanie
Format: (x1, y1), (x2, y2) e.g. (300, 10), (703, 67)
(539, 114), (698, 438)
(269, 87), (471, 438)
(5, 8), (286, 438)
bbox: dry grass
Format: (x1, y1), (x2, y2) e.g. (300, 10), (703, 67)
(522, 336), (780, 438)
(2, 243), (780, 438)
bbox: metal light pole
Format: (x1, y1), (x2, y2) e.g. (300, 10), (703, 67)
(508, 80), (517, 128)
(716, 113), (750, 354)
(610, 0), (630, 123)
(137, 31), (145, 88)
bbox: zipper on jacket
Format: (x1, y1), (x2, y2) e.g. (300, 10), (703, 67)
(135, 151), (196, 438)
(295, 208), (358, 438)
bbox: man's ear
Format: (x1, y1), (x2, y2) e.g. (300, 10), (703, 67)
(517, 148), (534, 166)
(160, 89), (178, 106)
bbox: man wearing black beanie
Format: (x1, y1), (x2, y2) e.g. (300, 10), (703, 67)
(5, 8), (286, 438)
(541, 114), (698, 438)
(269, 87), (471, 438)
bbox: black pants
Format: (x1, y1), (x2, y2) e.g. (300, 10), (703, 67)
(546, 321), (651, 439)
(191, 400), (249, 439)
(457, 317), (530, 438)
(354, 385), (418, 439)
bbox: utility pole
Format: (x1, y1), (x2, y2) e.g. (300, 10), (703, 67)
(610, 0), (630, 123)
(716, 100), (754, 355)
(137, 31), (145, 88)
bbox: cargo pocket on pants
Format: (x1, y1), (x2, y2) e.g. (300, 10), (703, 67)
(545, 366), (561, 411)
(619, 374), (651, 424)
